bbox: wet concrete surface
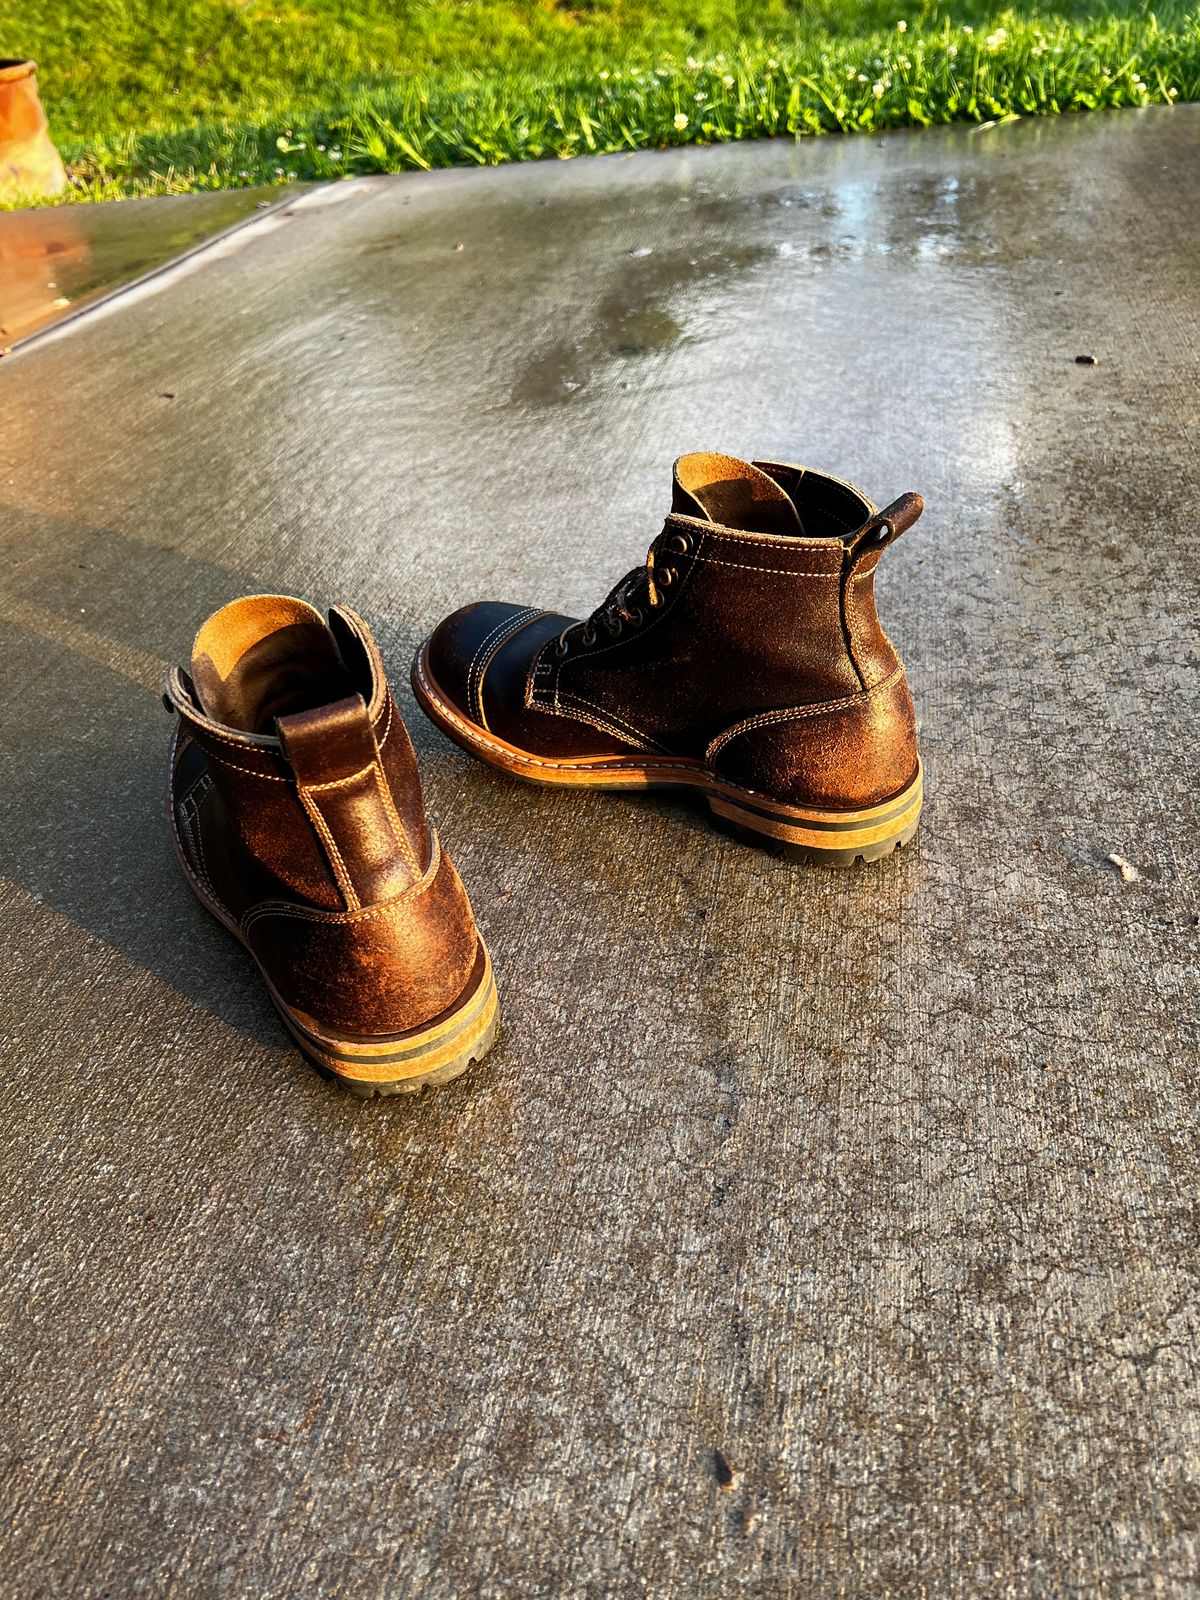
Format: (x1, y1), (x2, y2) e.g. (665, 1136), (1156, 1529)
(1, 109), (1198, 1596)
(0, 184), (291, 346)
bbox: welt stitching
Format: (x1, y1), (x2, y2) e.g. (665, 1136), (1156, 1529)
(242, 835), (442, 932)
(416, 653), (706, 777)
(706, 667), (905, 760)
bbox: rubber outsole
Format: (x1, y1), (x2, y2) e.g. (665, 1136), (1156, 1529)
(167, 742), (500, 1096)
(412, 640), (921, 866)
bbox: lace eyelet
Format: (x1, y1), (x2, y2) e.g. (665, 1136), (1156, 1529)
(668, 533), (691, 555)
(581, 626), (597, 646)
(659, 567), (677, 588)
(555, 640), (569, 658)
(606, 619), (622, 638)
(628, 606), (644, 626)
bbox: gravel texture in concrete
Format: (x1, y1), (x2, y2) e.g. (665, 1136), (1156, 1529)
(0, 109), (1197, 1598)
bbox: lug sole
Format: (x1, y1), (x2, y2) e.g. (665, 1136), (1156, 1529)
(412, 641), (922, 866)
(272, 946), (500, 1098)
(167, 754), (500, 1096)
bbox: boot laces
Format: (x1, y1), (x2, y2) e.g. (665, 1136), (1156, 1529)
(555, 528), (692, 657)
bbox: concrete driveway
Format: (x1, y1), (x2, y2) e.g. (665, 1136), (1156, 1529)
(1, 107), (1197, 1597)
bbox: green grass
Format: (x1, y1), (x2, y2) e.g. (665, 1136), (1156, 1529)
(5, 0), (1198, 202)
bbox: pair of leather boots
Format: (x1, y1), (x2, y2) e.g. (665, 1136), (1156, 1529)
(165, 453), (924, 1096)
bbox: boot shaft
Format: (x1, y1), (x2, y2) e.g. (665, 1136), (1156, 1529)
(164, 597), (430, 915)
(529, 458), (921, 760)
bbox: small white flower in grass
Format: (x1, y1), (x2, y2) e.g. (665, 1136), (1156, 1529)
(896, 19), (907, 31)
(873, 80), (886, 97)
(695, 91), (706, 101)
(1168, 86), (1179, 97)
(947, 43), (958, 56)
(985, 27), (1007, 50)
(768, 58), (778, 68)
(316, 144), (326, 152)
(674, 112), (689, 130)
(858, 72), (869, 82)
(599, 70), (609, 79)
(722, 73), (735, 88)
(686, 56), (700, 70)
(962, 24), (973, 33)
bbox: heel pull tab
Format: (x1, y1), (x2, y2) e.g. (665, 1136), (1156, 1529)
(278, 694), (419, 910)
(845, 493), (924, 562)
(841, 494), (923, 690)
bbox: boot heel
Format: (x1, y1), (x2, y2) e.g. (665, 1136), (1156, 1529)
(706, 765), (922, 865)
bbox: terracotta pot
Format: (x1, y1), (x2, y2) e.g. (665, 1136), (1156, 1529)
(0, 60), (68, 201)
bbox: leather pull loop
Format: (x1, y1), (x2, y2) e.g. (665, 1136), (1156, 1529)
(846, 492), (924, 562)
(277, 694), (378, 787)
(278, 695), (419, 910)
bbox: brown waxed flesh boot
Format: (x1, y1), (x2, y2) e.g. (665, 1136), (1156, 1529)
(412, 453), (923, 864)
(165, 596), (499, 1096)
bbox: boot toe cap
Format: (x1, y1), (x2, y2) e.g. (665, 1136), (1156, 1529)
(423, 601), (563, 724)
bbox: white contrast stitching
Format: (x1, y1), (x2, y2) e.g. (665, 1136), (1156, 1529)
(375, 693), (393, 749)
(204, 748), (289, 782)
(417, 651), (703, 776)
(688, 555), (841, 578)
(297, 787), (360, 910)
(305, 763), (375, 792)
(241, 834), (443, 933)
(467, 611), (524, 721)
(372, 763), (422, 878)
(553, 693), (661, 754)
(167, 729), (237, 924)
(665, 513), (845, 554)
(467, 608), (539, 724)
(705, 666), (905, 761)
(473, 608), (544, 726)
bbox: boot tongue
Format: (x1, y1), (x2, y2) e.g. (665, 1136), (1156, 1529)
(672, 452), (805, 537)
(190, 594), (355, 734)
